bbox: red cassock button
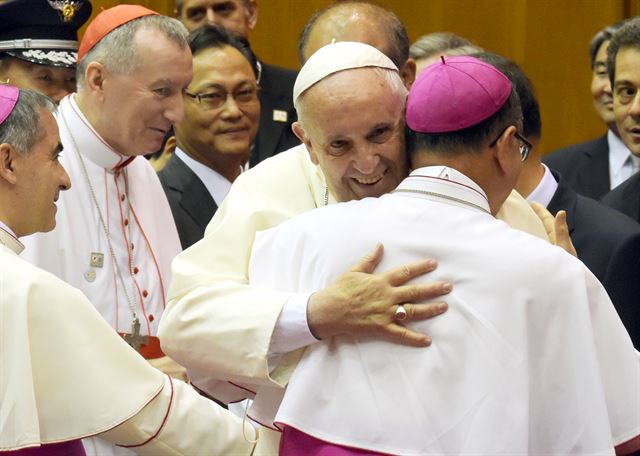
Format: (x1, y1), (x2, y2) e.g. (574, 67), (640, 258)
(148, 314), (154, 322)
(142, 290), (149, 298)
(133, 267), (139, 274)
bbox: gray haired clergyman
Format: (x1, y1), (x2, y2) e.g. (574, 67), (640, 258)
(76, 14), (188, 86)
(0, 85), (257, 456)
(0, 88), (55, 153)
(18, 6), (195, 456)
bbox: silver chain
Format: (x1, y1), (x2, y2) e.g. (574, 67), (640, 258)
(59, 109), (139, 322)
(392, 188), (491, 214)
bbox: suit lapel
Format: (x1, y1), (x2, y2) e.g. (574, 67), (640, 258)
(180, 174), (218, 231)
(576, 135), (610, 198)
(253, 63), (297, 166)
(621, 174), (640, 221)
(164, 155), (218, 231)
(547, 170), (577, 235)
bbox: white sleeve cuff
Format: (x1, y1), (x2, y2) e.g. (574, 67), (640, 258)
(268, 292), (318, 356)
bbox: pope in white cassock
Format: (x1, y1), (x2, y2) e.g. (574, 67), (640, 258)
(248, 56), (640, 455)
(159, 41), (579, 454)
(20, 6), (196, 456)
(0, 86), (257, 455)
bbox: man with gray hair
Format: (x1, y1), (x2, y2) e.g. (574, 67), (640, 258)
(0, 86), (256, 456)
(20, 5), (192, 455)
(409, 31), (481, 75)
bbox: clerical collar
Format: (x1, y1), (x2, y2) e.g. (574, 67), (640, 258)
(394, 166), (491, 214)
(0, 220), (24, 254)
(60, 94), (136, 173)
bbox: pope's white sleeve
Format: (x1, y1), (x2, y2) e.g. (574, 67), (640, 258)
(100, 375), (257, 456)
(269, 292), (317, 356)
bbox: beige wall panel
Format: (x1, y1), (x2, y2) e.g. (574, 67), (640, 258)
(88, 0), (631, 154)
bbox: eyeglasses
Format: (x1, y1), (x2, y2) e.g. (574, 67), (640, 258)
(184, 84), (260, 110)
(488, 127), (532, 161)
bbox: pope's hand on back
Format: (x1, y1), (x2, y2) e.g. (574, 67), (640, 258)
(306, 243), (451, 347)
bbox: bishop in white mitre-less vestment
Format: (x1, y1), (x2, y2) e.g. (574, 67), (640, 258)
(159, 143), (552, 453)
(21, 95), (182, 455)
(0, 224), (256, 455)
(248, 166), (640, 455)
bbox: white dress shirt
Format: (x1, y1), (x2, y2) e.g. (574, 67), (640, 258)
(526, 164), (559, 208)
(609, 129), (640, 189)
(174, 147), (242, 205)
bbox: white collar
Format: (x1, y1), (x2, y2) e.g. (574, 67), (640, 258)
(59, 95), (136, 173)
(394, 166), (491, 214)
(0, 220), (24, 254)
(608, 129), (639, 173)
(526, 164), (558, 208)
(174, 148), (247, 205)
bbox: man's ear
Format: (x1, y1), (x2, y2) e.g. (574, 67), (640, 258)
(246, 0), (258, 32)
(0, 143), (19, 185)
(83, 62), (107, 98)
(400, 58), (417, 90)
(493, 125), (518, 174)
(292, 121), (319, 165)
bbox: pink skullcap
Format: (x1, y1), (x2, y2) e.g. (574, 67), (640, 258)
(0, 84), (19, 125)
(78, 4), (159, 62)
(406, 56), (512, 133)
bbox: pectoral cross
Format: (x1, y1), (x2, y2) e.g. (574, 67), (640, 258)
(123, 317), (149, 352)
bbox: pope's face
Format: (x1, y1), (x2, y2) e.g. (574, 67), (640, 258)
(591, 40), (615, 128)
(14, 108), (71, 236)
(178, 0), (257, 37)
(295, 68), (407, 203)
(98, 27), (193, 156)
(0, 57), (75, 103)
(613, 46), (640, 156)
(175, 45), (259, 169)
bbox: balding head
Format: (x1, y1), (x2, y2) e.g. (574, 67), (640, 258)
(298, 1), (415, 88)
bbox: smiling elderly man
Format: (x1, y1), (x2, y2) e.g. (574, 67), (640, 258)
(248, 53), (640, 456)
(159, 25), (260, 249)
(158, 36), (557, 452)
(0, 86), (256, 456)
(20, 5), (193, 456)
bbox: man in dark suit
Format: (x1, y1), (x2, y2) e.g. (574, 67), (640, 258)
(175, 0), (299, 166)
(602, 19), (640, 226)
(480, 52), (640, 349)
(159, 26), (260, 249)
(543, 21), (638, 200)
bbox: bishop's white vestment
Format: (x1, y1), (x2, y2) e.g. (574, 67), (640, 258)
(0, 227), (256, 455)
(159, 146), (550, 453)
(248, 166), (640, 455)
